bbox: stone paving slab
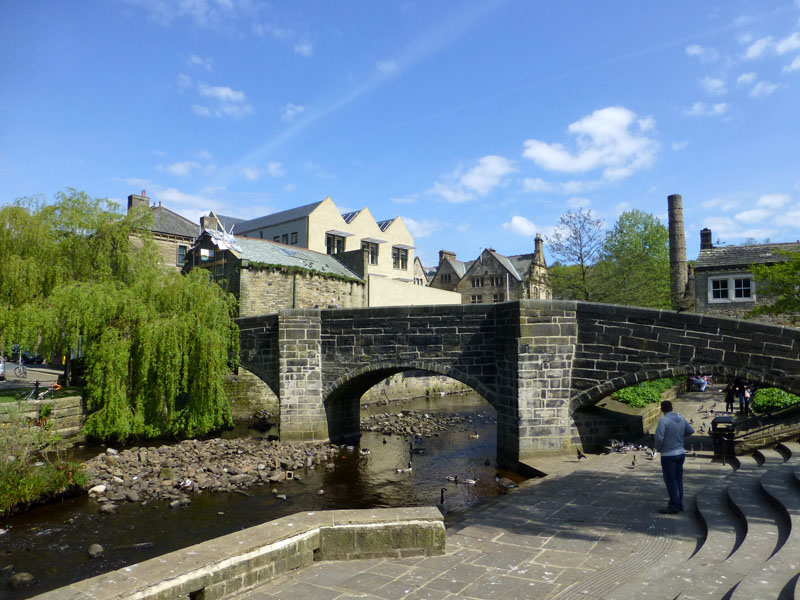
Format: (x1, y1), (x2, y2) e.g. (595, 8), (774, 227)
(233, 392), (751, 600)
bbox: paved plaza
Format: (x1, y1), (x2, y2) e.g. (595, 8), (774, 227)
(235, 392), (729, 600)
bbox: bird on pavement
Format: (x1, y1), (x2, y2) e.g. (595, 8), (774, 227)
(577, 449), (587, 460)
(631, 455), (636, 469)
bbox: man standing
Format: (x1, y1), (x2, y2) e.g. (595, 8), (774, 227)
(654, 400), (694, 514)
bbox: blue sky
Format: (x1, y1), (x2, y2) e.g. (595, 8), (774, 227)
(2, 1), (799, 267)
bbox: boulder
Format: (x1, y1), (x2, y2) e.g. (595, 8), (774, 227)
(87, 543), (104, 558)
(9, 572), (35, 589)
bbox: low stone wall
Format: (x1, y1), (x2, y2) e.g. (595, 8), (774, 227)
(361, 371), (470, 403)
(0, 395), (84, 441)
(31, 506), (445, 600)
(734, 408), (800, 454)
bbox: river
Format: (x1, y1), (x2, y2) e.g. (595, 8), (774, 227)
(1, 391), (528, 598)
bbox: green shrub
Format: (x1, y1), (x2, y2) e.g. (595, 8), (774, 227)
(613, 377), (683, 408)
(752, 388), (800, 413)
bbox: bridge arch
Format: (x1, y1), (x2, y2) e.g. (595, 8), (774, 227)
(570, 365), (800, 414)
(322, 360), (496, 444)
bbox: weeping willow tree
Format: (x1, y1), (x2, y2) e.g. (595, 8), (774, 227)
(0, 190), (238, 441)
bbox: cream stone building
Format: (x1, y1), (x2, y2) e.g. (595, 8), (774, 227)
(200, 198), (459, 309)
(128, 191), (199, 269)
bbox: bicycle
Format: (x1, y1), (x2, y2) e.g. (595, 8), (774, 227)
(14, 359), (27, 378)
(36, 381), (61, 402)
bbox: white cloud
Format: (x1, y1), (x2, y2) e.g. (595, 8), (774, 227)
(376, 60), (398, 75)
(282, 103), (306, 121)
(744, 36), (773, 59)
(284, 183), (296, 192)
(177, 73), (193, 89)
(567, 197), (590, 208)
(757, 193), (791, 208)
(158, 161), (200, 176)
(430, 155), (515, 203)
(192, 104), (211, 117)
(685, 44), (719, 62)
(671, 140), (689, 151)
(735, 208), (771, 222)
(197, 82), (245, 103)
(294, 41), (313, 56)
(701, 197), (739, 213)
(684, 102), (728, 116)
(242, 167), (262, 181)
(267, 161), (284, 177)
(700, 76), (726, 95)
(783, 56), (800, 72)
(390, 195), (417, 204)
(750, 81), (778, 97)
(188, 54), (213, 71)
(522, 177), (554, 192)
(502, 216), (538, 237)
(701, 216), (774, 243)
(127, 0), (248, 28)
(404, 217), (442, 238)
(522, 106), (658, 181)
(736, 72), (757, 85)
(776, 32), (800, 54)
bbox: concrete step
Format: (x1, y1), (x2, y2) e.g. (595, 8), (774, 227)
(729, 465), (800, 600)
(777, 440), (800, 463)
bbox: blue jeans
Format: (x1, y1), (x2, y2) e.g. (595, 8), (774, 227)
(661, 454), (685, 511)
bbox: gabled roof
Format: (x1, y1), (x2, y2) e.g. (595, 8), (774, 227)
(463, 250), (523, 281)
(439, 258), (466, 278)
(232, 200), (325, 233)
(695, 242), (800, 270)
(151, 205), (200, 239)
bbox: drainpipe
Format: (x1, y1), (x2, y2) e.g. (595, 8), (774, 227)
(292, 271), (297, 308)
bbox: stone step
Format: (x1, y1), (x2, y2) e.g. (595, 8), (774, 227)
(679, 463), (785, 599)
(729, 465), (800, 600)
(777, 440), (800, 463)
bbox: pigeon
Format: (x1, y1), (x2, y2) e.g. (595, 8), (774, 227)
(577, 449), (587, 460)
(690, 417), (694, 425)
(631, 455), (636, 468)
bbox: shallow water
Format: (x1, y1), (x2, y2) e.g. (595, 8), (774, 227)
(1, 392), (526, 598)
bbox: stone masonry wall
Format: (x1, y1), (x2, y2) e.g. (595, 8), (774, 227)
(239, 269), (366, 318)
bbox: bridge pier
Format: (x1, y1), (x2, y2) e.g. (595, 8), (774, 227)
(277, 310), (329, 442)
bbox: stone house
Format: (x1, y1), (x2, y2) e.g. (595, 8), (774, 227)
(429, 235), (551, 304)
(686, 228), (800, 323)
(128, 191), (200, 269)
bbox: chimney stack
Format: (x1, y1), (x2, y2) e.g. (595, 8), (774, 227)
(700, 228), (713, 250)
(439, 250), (456, 265)
(667, 194), (688, 310)
(127, 191), (149, 213)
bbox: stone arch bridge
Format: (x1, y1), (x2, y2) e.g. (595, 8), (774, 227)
(237, 300), (800, 466)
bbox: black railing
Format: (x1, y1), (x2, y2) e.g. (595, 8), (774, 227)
(734, 401), (800, 441)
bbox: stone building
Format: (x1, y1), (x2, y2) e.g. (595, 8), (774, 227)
(667, 193), (800, 324)
(207, 197), (418, 286)
(428, 235), (551, 304)
(128, 191), (200, 269)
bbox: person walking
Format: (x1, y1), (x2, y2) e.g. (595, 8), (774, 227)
(654, 400), (694, 514)
(724, 382), (736, 413)
(742, 385), (752, 415)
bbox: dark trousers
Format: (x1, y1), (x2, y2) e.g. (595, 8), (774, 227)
(661, 454), (685, 511)
(725, 398), (735, 412)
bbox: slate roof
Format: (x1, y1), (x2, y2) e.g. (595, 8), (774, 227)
(231, 200), (324, 233)
(234, 237), (362, 280)
(376, 218), (395, 232)
(214, 214), (247, 233)
(462, 251), (535, 281)
(341, 210), (361, 224)
(442, 258), (467, 278)
(150, 206), (200, 238)
(695, 242), (800, 271)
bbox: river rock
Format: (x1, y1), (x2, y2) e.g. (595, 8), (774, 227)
(9, 572), (35, 589)
(88, 484), (106, 495)
(106, 447), (119, 455)
(125, 491), (140, 503)
(169, 500), (181, 509)
(98, 503), (118, 514)
(87, 543), (104, 558)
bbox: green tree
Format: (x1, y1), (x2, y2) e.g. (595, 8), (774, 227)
(597, 209), (671, 308)
(546, 209), (605, 301)
(0, 190), (238, 441)
(749, 250), (800, 323)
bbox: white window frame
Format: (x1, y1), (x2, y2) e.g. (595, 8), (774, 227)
(707, 274), (755, 303)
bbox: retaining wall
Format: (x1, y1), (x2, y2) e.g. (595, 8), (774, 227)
(0, 395), (84, 441)
(31, 506), (445, 600)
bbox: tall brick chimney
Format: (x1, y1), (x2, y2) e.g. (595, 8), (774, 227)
(667, 194), (688, 311)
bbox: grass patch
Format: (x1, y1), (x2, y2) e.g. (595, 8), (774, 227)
(0, 386), (82, 403)
(613, 377), (684, 408)
(0, 402), (86, 517)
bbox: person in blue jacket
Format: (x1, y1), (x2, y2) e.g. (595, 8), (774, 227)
(654, 400), (694, 514)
